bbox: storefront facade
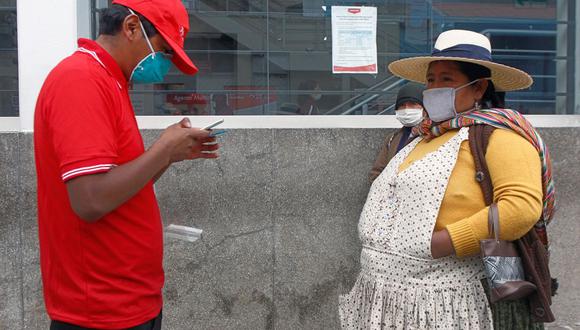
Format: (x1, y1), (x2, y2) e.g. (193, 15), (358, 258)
(1, 1), (579, 329)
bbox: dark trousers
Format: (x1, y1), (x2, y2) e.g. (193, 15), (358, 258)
(50, 311), (162, 330)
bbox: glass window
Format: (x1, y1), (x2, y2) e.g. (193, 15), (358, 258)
(92, 0), (576, 115)
(0, 0), (18, 117)
(431, 0), (570, 114)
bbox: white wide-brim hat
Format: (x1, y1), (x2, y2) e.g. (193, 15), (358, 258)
(388, 30), (533, 92)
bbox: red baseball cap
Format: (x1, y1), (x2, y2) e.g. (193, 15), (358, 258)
(112, 0), (198, 75)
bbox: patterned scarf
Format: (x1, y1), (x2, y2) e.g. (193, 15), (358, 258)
(412, 108), (555, 223)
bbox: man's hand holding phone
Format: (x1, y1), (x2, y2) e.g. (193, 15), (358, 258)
(153, 118), (221, 165)
(200, 118), (227, 155)
(201, 119), (228, 137)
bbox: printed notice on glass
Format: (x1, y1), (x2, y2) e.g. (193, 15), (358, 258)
(332, 6), (377, 74)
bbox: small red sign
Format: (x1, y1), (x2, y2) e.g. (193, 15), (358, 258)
(224, 86), (277, 111)
(166, 93), (208, 105)
(348, 8), (361, 14)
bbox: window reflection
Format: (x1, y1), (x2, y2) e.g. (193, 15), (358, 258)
(94, 0), (574, 115)
(0, 1), (18, 117)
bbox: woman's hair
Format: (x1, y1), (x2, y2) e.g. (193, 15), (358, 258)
(455, 61), (505, 109)
(99, 4), (157, 37)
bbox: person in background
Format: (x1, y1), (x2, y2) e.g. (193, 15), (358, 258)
(214, 93), (234, 115)
(34, 0), (219, 329)
(297, 79), (322, 115)
(369, 82), (425, 182)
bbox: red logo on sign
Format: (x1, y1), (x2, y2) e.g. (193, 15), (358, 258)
(348, 8), (361, 14)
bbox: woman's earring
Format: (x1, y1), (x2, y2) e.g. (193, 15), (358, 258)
(474, 100), (481, 111)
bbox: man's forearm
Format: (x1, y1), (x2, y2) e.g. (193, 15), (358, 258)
(67, 143), (170, 221)
(153, 164), (170, 183)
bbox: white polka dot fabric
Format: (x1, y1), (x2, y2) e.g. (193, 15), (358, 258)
(339, 128), (493, 329)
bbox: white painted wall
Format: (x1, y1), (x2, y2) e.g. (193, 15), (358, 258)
(135, 115), (580, 130)
(17, 0), (79, 132)
(0, 117), (20, 132)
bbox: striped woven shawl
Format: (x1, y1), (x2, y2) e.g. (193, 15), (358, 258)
(411, 108), (555, 223)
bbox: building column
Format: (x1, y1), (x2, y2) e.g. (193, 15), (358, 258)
(17, 0), (79, 132)
(575, 0), (580, 114)
(556, 0), (567, 114)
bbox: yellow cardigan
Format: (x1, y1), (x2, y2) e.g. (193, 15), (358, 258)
(398, 128), (543, 257)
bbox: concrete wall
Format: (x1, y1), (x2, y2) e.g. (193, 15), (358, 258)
(0, 128), (579, 329)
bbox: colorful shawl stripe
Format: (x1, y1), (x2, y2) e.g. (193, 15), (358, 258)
(412, 108), (555, 223)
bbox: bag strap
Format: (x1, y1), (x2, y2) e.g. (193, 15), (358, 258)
(470, 126), (558, 313)
(468, 125), (496, 206)
(488, 203), (500, 240)
(469, 125), (498, 240)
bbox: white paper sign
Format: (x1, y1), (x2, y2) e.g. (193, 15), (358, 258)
(332, 6), (378, 74)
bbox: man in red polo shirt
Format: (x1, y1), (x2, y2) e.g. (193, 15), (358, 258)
(34, 1), (216, 329)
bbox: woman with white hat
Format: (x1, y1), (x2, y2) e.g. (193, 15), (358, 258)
(339, 29), (555, 329)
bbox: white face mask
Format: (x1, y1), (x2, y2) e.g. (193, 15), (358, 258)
(311, 93), (322, 101)
(395, 108), (424, 127)
(422, 78), (486, 122)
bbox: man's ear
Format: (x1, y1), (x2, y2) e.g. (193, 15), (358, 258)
(122, 14), (141, 41)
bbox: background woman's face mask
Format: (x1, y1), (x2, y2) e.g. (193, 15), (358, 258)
(311, 87), (322, 101)
(395, 108), (423, 127)
(129, 9), (172, 84)
(422, 79), (483, 122)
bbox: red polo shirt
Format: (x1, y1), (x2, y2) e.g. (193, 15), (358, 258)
(34, 39), (164, 329)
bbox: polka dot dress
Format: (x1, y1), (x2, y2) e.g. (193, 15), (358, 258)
(339, 128), (493, 329)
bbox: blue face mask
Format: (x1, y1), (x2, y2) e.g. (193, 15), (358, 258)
(128, 9), (172, 84)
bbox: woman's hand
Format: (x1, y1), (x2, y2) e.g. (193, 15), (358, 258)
(431, 229), (456, 259)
